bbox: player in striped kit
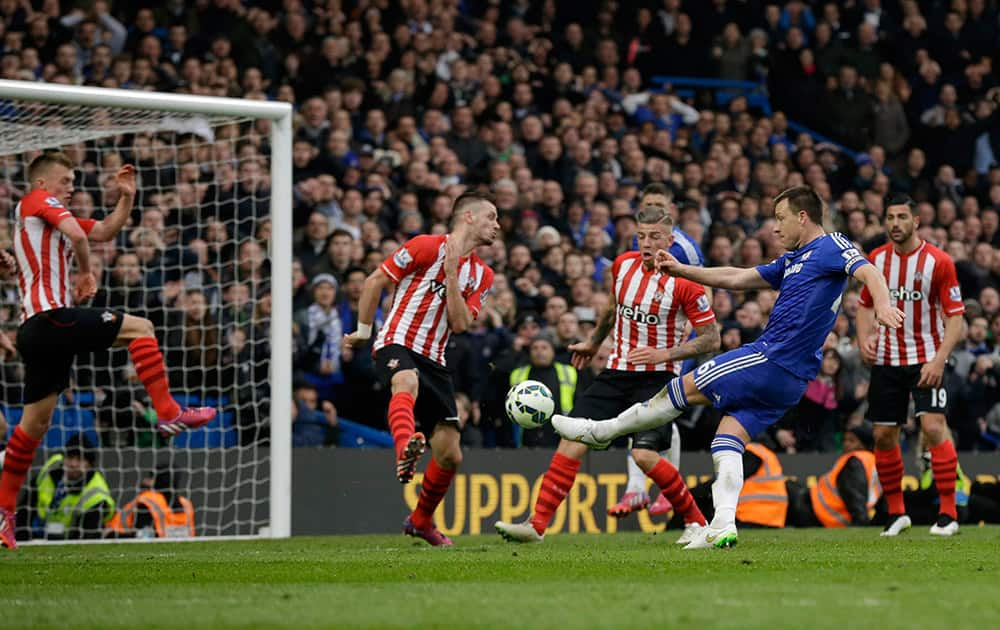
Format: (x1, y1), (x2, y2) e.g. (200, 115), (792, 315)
(494, 205), (719, 544)
(856, 193), (966, 537)
(0, 153), (215, 549)
(552, 186), (903, 549)
(607, 183), (708, 519)
(343, 192), (497, 546)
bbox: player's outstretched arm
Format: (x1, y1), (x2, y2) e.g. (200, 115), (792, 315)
(88, 165), (136, 242)
(854, 264), (904, 329)
(655, 249), (771, 291)
(343, 267), (392, 347)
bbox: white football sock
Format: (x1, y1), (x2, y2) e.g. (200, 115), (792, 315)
(591, 378), (688, 443)
(625, 452), (646, 494)
(709, 434), (745, 529)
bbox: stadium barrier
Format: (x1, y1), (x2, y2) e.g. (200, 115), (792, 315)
(310, 449), (1000, 536)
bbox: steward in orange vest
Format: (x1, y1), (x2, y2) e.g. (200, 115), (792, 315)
(735, 443), (788, 527)
(109, 465), (195, 538)
(806, 424), (880, 527)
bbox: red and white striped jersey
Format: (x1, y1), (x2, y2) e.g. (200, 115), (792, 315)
(13, 189), (96, 322)
(606, 252), (716, 374)
(374, 234), (494, 366)
(859, 240), (965, 366)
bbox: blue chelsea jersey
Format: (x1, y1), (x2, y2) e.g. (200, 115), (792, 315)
(753, 233), (868, 380)
(669, 227), (705, 267)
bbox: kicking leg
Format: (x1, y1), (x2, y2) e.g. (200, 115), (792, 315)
(0, 394), (56, 549)
(553, 373), (709, 447)
(405, 424), (461, 546)
(118, 315), (215, 436)
(496, 438), (587, 542)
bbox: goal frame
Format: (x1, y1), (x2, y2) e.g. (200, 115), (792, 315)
(0, 79), (294, 539)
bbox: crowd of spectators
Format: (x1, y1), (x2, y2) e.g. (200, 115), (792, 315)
(0, 1), (998, 453)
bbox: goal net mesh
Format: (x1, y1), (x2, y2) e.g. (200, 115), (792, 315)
(0, 95), (274, 539)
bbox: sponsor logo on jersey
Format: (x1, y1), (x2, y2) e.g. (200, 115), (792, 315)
(617, 303), (660, 325)
(429, 279), (447, 297)
(801, 250), (812, 261)
(102, 311), (116, 323)
(890, 287), (924, 301)
(479, 288), (490, 306)
(393, 247), (413, 269)
(783, 262), (805, 278)
(45, 196), (64, 208)
(696, 295), (710, 312)
(949, 286), (962, 302)
(652, 290), (664, 302)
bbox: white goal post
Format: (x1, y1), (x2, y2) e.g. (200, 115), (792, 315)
(0, 79), (292, 540)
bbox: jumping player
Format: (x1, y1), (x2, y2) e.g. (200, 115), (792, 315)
(344, 192), (498, 546)
(0, 153), (215, 549)
(552, 186), (903, 549)
(494, 205), (719, 544)
(856, 193), (965, 537)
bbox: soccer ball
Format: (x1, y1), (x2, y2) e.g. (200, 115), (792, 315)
(505, 380), (555, 429)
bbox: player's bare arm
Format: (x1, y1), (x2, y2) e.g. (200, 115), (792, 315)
(855, 305), (879, 365)
(629, 322), (720, 365)
(917, 314), (963, 388)
(87, 165), (136, 242)
(53, 217), (96, 303)
(344, 267), (392, 347)
(854, 264), (905, 329)
(654, 249), (772, 290)
(443, 235), (474, 334)
(569, 297), (617, 370)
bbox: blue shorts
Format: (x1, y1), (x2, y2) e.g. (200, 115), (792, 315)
(692, 345), (808, 439)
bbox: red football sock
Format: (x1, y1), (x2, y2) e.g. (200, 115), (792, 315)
(0, 426), (42, 512)
(530, 452), (580, 535)
(410, 456), (455, 530)
(647, 458), (706, 525)
(875, 445), (906, 515)
(388, 392), (416, 459)
(929, 440), (959, 520)
(128, 337), (181, 420)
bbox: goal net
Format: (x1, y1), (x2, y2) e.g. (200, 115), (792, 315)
(0, 81), (292, 540)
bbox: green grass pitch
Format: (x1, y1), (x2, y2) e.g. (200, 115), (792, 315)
(2, 527), (999, 629)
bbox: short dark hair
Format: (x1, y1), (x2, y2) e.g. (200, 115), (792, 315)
(452, 191), (495, 216)
(883, 192), (916, 214)
(640, 182), (671, 201)
(27, 152), (75, 183)
(773, 185), (824, 224)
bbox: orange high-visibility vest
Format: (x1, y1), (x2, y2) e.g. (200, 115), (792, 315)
(735, 443), (788, 528)
(810, 451), (880, 528)
(109, 490), (196, 538)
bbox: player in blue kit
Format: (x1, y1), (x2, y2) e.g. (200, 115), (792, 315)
(554, 186), (904, 548)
